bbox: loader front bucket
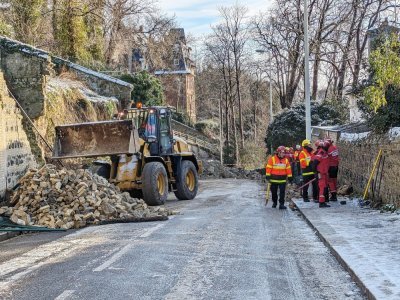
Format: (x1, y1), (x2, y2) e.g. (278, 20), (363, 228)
(52, 120), (140, 159)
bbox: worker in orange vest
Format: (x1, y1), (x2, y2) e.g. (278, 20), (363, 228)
(313, 140), (331, 208)
(293, 145), (302, 180)
(325, 138), (339, 201)
(299, 139), (318, 202)
(266, 146), (293, 209)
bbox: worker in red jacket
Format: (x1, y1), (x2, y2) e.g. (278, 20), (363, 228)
(325, 138), (339, 201)
(313, 141), (330, 208)
(266, 146), (293, 209)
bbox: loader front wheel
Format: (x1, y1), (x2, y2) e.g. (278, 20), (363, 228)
(174, 160), (198, 200)
(142, 162), (168, 206)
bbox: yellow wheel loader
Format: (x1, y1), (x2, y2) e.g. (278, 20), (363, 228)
(52, 107), (202, 205)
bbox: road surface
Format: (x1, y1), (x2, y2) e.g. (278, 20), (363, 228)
(0, 179), (364, 299)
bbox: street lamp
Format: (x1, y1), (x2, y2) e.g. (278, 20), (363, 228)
(256, 49), (274, 153)
(304, 0), (312, 140)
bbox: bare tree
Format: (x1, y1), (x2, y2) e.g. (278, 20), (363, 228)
(254, 0), (305, 109)
(218, 5), (249, 149)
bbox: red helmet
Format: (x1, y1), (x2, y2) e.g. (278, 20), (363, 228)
(323, 140), (330, 148)
(289, 147), (294, 153)
(276, 146), (286, 153)
(314, 140), (321, 147)
(325, 138), (333, 145)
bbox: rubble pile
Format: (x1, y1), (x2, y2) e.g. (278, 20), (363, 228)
(285, 183), (299, 201)
(0, 165), (173, 229)
(201, 159), (263, 180)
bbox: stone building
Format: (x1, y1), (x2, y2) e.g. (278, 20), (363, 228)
(132, 28), (197, 123)
(367, 19), (400, 55)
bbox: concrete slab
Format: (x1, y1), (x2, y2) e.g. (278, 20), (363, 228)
(294, 198), (400, 300)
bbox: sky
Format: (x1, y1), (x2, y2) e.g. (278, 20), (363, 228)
(158, 0), (275, 37)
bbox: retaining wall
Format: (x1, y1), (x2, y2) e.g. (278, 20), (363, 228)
(338, 135), (400, 207)
(0, 36), (133, 119)
(0, 71), (36, 199)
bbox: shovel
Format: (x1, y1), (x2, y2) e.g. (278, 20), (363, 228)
(265, 182), (271, 206)
(297, 177), (317, 190)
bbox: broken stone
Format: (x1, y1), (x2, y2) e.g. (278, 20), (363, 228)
(4, 165), (175, 229)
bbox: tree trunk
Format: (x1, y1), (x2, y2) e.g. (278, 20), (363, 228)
(337, 2), (358, 100)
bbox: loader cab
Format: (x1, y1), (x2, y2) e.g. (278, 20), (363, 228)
(128, 107), (173, 156)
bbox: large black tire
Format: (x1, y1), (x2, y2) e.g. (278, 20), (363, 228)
(174, 160), (198, 200)
(142, 162), (169, 206)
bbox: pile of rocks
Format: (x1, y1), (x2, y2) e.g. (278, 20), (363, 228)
(201, 159), (262, 180)
(0, 165), (173, 229)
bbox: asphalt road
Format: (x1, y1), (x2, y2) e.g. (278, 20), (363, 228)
(0, 179), (364, 300)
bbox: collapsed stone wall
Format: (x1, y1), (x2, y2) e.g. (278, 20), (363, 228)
(0, 71), (37, 200)
(0, 36), (133, 119)
(0, 43), (53, 118)
(52, 57), (132, 109)
(338, 135), (400, 207)
(0, 36), (126, 198)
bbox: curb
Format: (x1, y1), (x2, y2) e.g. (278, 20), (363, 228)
(294, 202), (376, 300)
(0, 231), (21, 243)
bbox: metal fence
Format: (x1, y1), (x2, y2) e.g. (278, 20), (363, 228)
(171, 119), (219, 155)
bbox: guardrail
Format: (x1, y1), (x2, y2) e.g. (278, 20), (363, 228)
(173, 130), (219, 155)
(171, 119), (219, 155)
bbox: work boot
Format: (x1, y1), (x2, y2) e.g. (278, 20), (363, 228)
(324, 188), (329, 202)
(279, 204), (287, 209)
(319, 202), (331, 208)
(272, 203), (277, 208)
(303, 197), (310, 202)
(330, 193), (338, 201)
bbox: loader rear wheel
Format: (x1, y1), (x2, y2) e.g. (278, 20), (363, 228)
(142, 162), (168, 206)
(174, 160), (198, 200)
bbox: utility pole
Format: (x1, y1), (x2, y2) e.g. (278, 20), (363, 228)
(219, 89), (223, 164)
(304, 0), (312, 140)
(269, 56), (273, 126)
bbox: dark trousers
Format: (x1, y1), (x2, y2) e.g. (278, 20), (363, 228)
(293, 162), (302, 185)
(270, 183), (286, 205)
(302, 174), (319, 200)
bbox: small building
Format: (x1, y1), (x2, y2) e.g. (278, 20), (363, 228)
(367, 19), (400, 55)
(131, 28), (197, 124)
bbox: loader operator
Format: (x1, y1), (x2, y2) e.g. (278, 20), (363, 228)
(299, 139), (318, 202)
(265, 146), (292, 209)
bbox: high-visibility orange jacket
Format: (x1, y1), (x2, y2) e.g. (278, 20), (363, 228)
(294, 150), (300, 162)
(299, 148), (315, 176)
(266, 155), (292, 184)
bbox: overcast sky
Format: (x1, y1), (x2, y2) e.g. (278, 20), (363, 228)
(158, 0), (275, 37)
